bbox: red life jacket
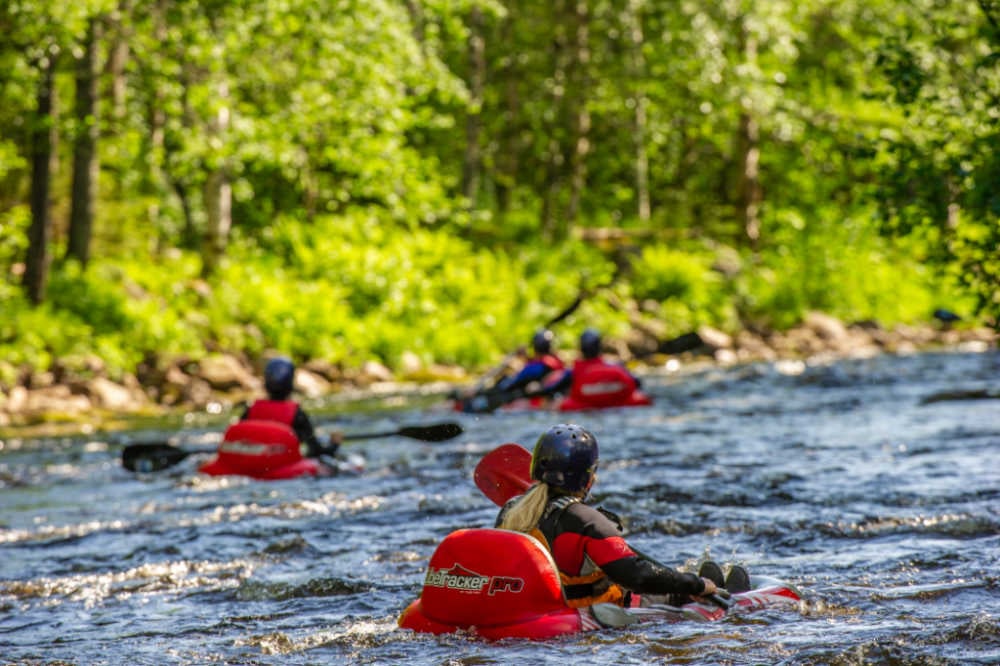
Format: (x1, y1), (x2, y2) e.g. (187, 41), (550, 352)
(522, 354), (566, 407)
(246, 399), (298, 425)
(535, 353), (565, 372)
(559, 358), (651, 411)
(529, 497), (627, 608)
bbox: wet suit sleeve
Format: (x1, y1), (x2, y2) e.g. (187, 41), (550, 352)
(530, 369), (572, 398)
(496, 361), (549, 392)
(619, 363), (642, 389)
(602, 556), (705, 596)
(553, 503), (706, 597)
(292, 407), (324, 457)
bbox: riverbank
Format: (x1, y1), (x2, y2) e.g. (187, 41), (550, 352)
(0, 311), (994, 436)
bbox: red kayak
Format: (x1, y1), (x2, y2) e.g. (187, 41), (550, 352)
(399, 443), (801, 640)
(198, 420), (334, 480)
(398, 528), (801, 640)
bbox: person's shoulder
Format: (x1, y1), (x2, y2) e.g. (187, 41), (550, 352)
(566, 501), (626, 534)
(561, 500), (605, 523)
(566, 500), (601, 514)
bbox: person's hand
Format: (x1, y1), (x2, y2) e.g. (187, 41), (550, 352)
(322, 431), (343, 456)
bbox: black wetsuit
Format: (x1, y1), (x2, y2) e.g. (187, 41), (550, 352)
(497, 496), (706, 607)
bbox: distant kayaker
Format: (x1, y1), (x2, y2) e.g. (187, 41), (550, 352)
(456, 329), (568, 412)
(240, 356), (341, 457)
(534, 329), (643, 403)
(493, 329), (567, 395)
(496, 423), (749, 609)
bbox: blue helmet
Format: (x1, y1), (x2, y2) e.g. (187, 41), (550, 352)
(264, 356), (295, 399)
(530, 424), (599, 493)
(580, 329), (602, 359)
(532, 329), (555, 355)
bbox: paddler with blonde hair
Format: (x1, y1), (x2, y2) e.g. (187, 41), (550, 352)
(497, 423), (749, 609)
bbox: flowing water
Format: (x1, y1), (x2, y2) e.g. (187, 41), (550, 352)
(1, 350), (998, 665)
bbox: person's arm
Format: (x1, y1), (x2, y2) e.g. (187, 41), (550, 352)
(602, 556), (709, 596)
(568, 505), (715, 597)
(497, 362), (549, 392)
(292, 408), (326, 457)
(617, 362), (642, 389)
(529, 369), (572, 398)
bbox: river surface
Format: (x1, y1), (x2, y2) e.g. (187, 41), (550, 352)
(1, 350), (998, 665)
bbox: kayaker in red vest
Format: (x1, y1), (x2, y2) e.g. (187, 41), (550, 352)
(496, 424), (749, 609)
(493, 329), (567, 395)
(457, 329), (568, 412)
(535, 329), (641, 400)
(241, 357), (341, 457)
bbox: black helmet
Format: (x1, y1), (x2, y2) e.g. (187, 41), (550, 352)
(530, 424), (599, 493)
(264, 356), (295, 399)
(532, 329), (555, 354)
(580, 329), (602, 359)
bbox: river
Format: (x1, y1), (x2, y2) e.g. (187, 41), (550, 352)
(1, 350), (998, 665)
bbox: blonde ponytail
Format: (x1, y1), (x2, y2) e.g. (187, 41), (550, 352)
(498, 483), (550, 533)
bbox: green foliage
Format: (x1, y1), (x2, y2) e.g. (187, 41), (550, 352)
(0, 211), (625, 377)
(1, 0), (994, 390)
(737, 207), (963, 329)
(0, 207), (29, 288)
(630, 245), (735, 335)
(867, 0), (1000, 326)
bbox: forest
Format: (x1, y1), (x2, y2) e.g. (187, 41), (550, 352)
(1, 0), (998, 388)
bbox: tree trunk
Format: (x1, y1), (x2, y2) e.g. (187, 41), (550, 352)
(495, 13), (519, 216)
(564, 0), (591, 230)
(403, 0), (426, 45)
(67, 18), (101, 267)
(461, 5), (485, 205)
(625, 0), (650, 222)
(736, 20), (761, 249)
(147, 0), (169, 246)
(107, 6), (130, 124)
(541, 1), (570, 239)
(200, 78), (232, 279)
(738, 109), (762, 248)
(24, 56), (57, 304)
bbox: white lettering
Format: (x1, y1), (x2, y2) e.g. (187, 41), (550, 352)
(425, 566), (490, 593)
(219, 441), (286, 456)
(580, 382), (626, 396)
(423, 564), (527, 596)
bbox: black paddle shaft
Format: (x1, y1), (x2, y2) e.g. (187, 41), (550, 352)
(121, 443), (213, 473)
(343, 422), (463, 442)
(121, 421), (463, 473)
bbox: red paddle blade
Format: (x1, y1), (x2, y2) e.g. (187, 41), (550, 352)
(474, 443), (533, 506)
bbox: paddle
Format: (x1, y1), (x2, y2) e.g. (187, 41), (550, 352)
(341, 422), (464, 442)
(122, 421), (464, 473)
(473, 443), (733, 609)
